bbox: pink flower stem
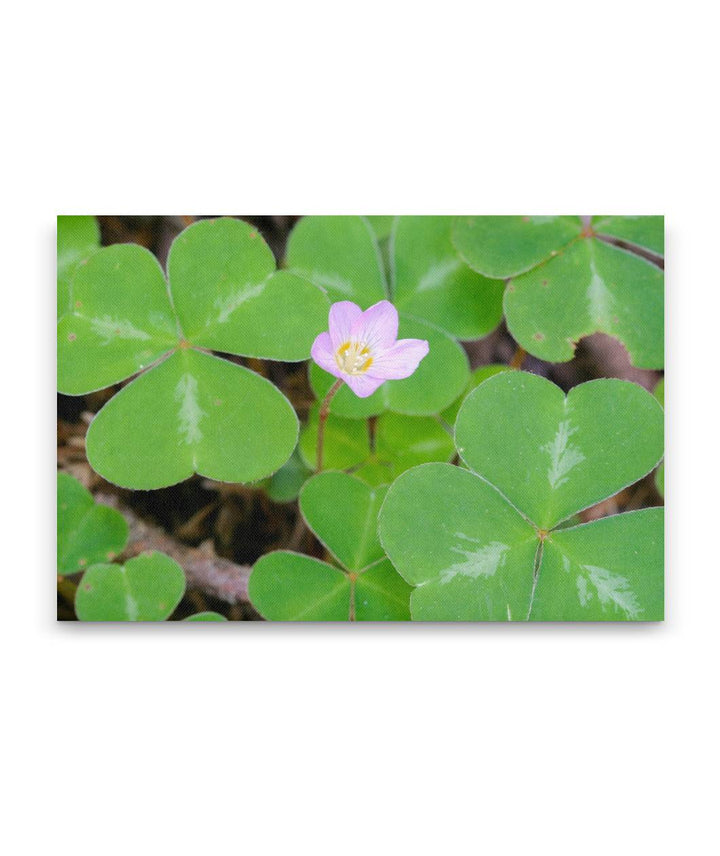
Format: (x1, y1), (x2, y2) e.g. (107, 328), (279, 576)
(316, 379), (344, 472)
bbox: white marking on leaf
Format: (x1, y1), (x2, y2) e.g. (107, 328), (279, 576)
(214, 282), (266, 323)
(439, 535), (510, 584)
(579, 564), (643, 619)
(148, 311), (172, 330)
(120, 567), (139, 621)
(576, 574), (590, 606)
(90, 316), (152, 345)
(416, 259), (461, 293)
(542, 419), (585, 489)
(175, 373), (206, 445)
(308, 271), (354, 296)
(124, 592), (139, 621)
(587, 257), (616, 327)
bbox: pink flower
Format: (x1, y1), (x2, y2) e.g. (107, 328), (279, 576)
(311, 300), (430, 398)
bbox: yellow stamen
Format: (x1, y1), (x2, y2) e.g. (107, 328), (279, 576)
(335, 340), (374, 375)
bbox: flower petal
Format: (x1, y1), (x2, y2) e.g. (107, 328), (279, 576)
(366, 338), (429, 380)
(328, 301), (363, 350)
(351, 300), (398, 352)
(344, 373), (386, 398)
(311, 332), (342, 378)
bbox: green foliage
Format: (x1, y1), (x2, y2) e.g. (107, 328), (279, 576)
(57, 243), (178, 393)
(299, 407), (454, 484)
(57, 218), (329, 489)
(530, 510), (663, 620)
(364, 215), (395, 241)
(455, 372), (663, 529)
(287, 215), (505, 415)
(453, 216), (583, 278)
(184, 611), (228, 622)
(300, 405), (370, 471)
(57, 215), (100, 320)
(250, 553), (352, 620)
(452, 216), (664, 368)
(57, 472), (128, 576)
(265, 449), (312, 503)
(391, 216), (505, 339)
(654, 377), (664, 407)
(85, 349), (298, 489)
(57, 471), (189, 623)
(379, 372), (664, 621)
(592, 216), (664, 255)
(167, 221), (327, 360)
(372, 412), (454, 480)
(249, 472), (411, 620)
(654, 377), (665, 496)
(74, 552), (186, 621)
(381, 464), (539, 621)
(300, 471), (387, 571)
(440, 363), (510, 426)
(57, 214), (666, 623)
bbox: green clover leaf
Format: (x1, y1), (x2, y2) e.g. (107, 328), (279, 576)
(57, 215), (100, 321)
(379, 371), (664, 621)
(57, 218), (330, 488)
(439, 363), (511, 426)
(249, 472), (411, 620)
(264, 448), (313, 503)
(653, 377), (665, 496)
(455, 371), (664, 530)
(184, 611), (228, 622)
(57, 472), (129, 576)
(452, 216), (664, 368)
(75, 552), (186, 621)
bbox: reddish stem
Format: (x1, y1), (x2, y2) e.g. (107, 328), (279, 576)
(316, 379), (344, 472)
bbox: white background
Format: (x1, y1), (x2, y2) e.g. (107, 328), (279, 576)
(2, 1), (718, 853)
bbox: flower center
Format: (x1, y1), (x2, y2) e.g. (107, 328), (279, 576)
(335, 340), (374, 375)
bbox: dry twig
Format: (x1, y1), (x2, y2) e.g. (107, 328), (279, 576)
(95, 492), (251, 605)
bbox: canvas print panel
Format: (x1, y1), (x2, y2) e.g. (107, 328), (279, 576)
(57, 215), (664, 621)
